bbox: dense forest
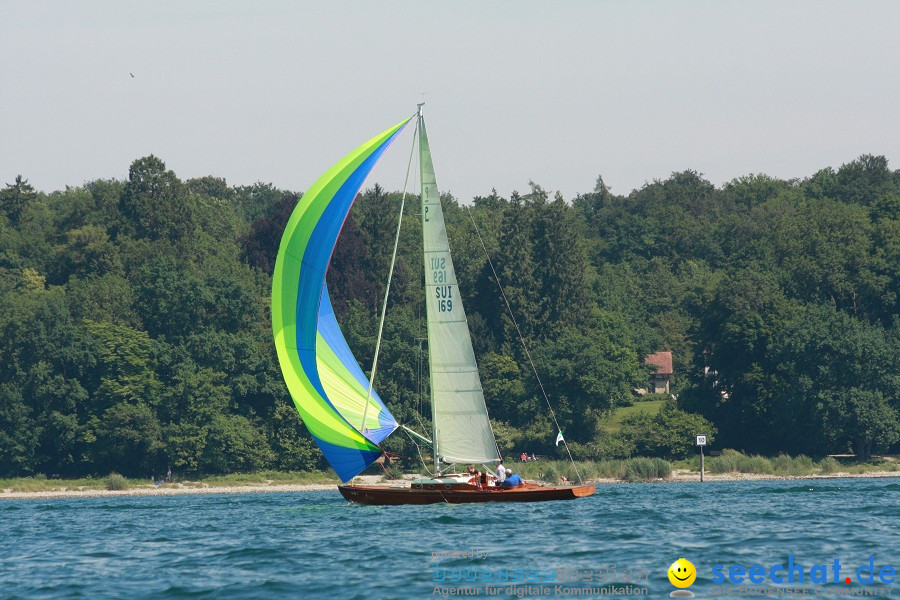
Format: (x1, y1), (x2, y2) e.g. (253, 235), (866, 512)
(1, 153), (898, 477)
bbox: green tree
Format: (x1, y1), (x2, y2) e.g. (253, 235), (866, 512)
(480, 353), (527, 421)
(0, 175), (37, 225)
(55, 225), (122, 282)
(685, 268), (798, 452)
(0, 383), (40, 475)
(66, 274), (139, 326)
(268, 401), (322, 471)
(533, 311), (643, 442)
(620, 400), (716, 459)
(486, 192), (540, 348)
(120, 155), (193, 240)
(764, 305), (899, 457)
(240, 193), (298, 272)
(825, 388), (899, 460)
(88, 401), (163, 475)
(532, 192), (588, 330)
(83, 320), (162, 411)
(202, 413), (273, 473)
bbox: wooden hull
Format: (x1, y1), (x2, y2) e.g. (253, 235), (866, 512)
(338, 482), (595, 505)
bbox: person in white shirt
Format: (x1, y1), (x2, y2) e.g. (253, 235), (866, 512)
(495, 462), (508, 484)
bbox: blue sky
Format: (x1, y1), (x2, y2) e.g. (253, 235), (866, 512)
(2, 1), (898, 201)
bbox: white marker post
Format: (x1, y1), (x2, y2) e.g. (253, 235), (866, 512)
(696, 435), (707, 482)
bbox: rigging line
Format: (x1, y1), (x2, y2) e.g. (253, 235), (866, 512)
(463, 205), (585, 485)
(360, 117), (420, 433)
(379, 460), (398, 480)
(412, 406), (430, 439)
(403, 427), (434, 476)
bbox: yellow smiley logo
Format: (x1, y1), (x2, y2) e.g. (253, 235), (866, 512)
(668, 558), (697, 588)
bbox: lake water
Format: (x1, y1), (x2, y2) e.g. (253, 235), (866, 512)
(2, 478), (898, 599)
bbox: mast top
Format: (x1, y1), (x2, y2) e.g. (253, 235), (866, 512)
(417, 102), (425, 117)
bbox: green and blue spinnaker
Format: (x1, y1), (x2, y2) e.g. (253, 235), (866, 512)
(272, 118), (409, 481)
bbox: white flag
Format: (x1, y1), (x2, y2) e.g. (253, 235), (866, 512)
(555, 431), (564, 446)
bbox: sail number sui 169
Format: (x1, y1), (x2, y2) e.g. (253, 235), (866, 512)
(431, 257), (453, 312)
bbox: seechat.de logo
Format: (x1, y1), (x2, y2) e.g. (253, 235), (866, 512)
(711, 555), (896, 586)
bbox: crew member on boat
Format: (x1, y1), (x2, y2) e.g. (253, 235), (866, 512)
(501, 471), (523, 487)
(466, 465), (488, 488)
(496, 462), (508, 484)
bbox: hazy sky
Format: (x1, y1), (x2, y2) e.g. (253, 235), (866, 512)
(3, 1), (899, 202)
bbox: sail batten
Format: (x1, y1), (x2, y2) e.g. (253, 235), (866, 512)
(419, 115), (501, 467)
(272, 119), (409, 482)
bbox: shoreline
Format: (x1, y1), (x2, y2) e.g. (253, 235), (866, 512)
(3, 470), (899, 500)
(0, 483), (338, 500)
(616, 469), (900, 484)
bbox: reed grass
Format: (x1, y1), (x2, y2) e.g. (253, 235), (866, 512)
(0, 470), (339, 493)
(701, 450), (895, 476)
(623, 457), (673, 482)
(106, 472), (128, 490)
(0, 475), (125, 492)
(191, 470), (339, 486)
(503, 451), (898, 483)
(512, 458), (671, 482)
(817, 457), (841, 474)
(706, 449), (775, 474)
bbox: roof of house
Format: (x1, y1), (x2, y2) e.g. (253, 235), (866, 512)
(645, 351), (673, 375)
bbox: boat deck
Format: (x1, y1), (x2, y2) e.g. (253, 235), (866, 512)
(338, 482), (595, 505)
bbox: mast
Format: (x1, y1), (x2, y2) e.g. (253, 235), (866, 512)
(418, 105), (500, 470)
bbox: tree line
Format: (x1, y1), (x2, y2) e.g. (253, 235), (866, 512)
(0, 153), (897, 477)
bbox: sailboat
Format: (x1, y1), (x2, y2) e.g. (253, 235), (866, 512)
(272, 107), (595, 504)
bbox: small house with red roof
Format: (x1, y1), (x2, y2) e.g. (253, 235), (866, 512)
(641, 351), (673, 395)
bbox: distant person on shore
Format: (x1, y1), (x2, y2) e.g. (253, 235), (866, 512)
(166, 467), (172, 483)
(520, 452), (528, 462)
(501, 471), (524, 487)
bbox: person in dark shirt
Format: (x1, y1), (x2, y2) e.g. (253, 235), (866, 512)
(501, 472), (523, 487)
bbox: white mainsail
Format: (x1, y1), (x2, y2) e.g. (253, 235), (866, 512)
(419, 112), (500, 466)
